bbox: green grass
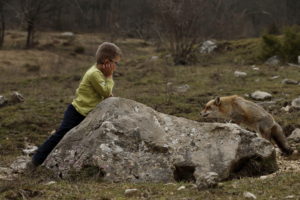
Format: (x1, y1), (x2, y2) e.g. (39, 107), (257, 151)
(0, 31), (300, 199)
(1, 170), (300, 199)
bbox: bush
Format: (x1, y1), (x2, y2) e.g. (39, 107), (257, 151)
(23, 63), (41, 73)
(260, 34), (282, 60)
(74, 46), (85, 54)
(282, 27), (300, 63)
(260, 26), (300, 63)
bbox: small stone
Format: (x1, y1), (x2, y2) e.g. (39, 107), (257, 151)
(281, 106), (291, 112)
(164, 182), (176, 186)
(22, 145), (38, 156)
(150, 56), (159, 61)
(177, 186), (186, 191)
(259, 175), (268, 180)
(250, 91), (272, 101)
(291, 97), (300, 109)
(243, 191), (257, 199)
(234, 71), (247, 77)
(200, 40), (217, 54)
(10, 156), (31, 173)
(265, 56), (280, 66)
(270, 75), (280, 80)
(10, 91), (25, 103)
(174, 84), (190, 93)
(285, 195), (295, 199)
(288, 129), (300, 143)
(251, 65), (260, 71)
(61, 32), (75, 37)
(44, 181), (57, 185)
(196, 171), (219, 190)
(282, 79), (298, 85)
(0, 95), (7, 107)
(124, 188), (139, 197)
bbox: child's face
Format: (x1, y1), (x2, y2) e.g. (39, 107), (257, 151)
(105, 56), (121, 67)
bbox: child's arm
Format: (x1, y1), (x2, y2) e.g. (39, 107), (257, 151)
(89, 71), (114, 98)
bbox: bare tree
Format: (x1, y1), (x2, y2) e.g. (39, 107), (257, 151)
(0, 0), (5, 48)
(16, 0), (59, 48)
(155, 0), (212, 65)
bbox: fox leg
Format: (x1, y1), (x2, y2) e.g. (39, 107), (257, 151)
(271, 123), (293, 155)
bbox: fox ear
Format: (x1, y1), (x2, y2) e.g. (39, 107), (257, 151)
(214, 97), (221, 106)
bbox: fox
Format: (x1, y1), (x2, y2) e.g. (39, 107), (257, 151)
(201, 95), (294, 155)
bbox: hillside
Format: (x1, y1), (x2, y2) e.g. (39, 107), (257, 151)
(1, 31), (300, 199)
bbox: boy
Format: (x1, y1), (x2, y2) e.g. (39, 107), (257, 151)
(30, 42), (122, 167)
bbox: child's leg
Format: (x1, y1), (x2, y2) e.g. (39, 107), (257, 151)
(32, 104), (85, 166)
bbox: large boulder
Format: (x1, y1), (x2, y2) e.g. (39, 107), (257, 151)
(44, 98), (277, 187)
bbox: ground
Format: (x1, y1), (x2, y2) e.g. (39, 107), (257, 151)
(0, 31), (300, 199)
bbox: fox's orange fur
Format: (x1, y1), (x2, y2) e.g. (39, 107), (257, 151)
(201, 95), (293, 155)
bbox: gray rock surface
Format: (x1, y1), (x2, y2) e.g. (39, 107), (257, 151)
(291, 97), (300, 109)
(10, 156), (31, 173)
(234, 71), (247, 78)
(200, 40), (217, 54)
(282, 79), (298, 85)
(44, 98), (277, 187)
(250, 91), (272, 101)
(288, 129), (300, 143)
(0, 95), (7, 107)
(265, 56), (280, 66)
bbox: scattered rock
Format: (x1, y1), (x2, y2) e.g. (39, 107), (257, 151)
(44, 98), (277, 186)
(285, 195), (296, 199)
(44, 181), (57, 185)
(282, 79), (298, 85)
(281, 105), (291, 112)
(288, 63), (300, 68)
(61, 32), (75, 37)
(177, 186), (186, 191)
(0, 167), (14, 181)
(259, 175), (269, 180)
(270, 75), (280, 80)
(164, 183), (176, 186)
(0, 95), (8, 107)
(22, 145), (38, 156)
(265, 56), (280, 66)
(251, 65), (260, 71)
(288, 129), (300, 144)
(234, 71), (247, 78)
(10, 91), (24, 103)
(243, 191), (257, 199)
(174, 84), (190, 93)
(195, 171), (219, 190)
(124, 189), (139, 197)
(200, 40), (217, 54)
(250, 91), (272, 101)
(10, 156), (31, 173)
(291, 97), (300, 109)
(150, 56), (159, 61)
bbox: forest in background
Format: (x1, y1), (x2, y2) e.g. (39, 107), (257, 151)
(1, 0), (300, 48)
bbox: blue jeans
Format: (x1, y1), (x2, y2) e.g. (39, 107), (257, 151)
(32, 104), (85, 166)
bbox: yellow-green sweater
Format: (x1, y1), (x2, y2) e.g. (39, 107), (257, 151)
(72, 64), (114, 116)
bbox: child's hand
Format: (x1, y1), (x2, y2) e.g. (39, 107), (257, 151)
(100, 63), (115, 78)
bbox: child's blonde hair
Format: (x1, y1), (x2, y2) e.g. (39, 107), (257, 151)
(96, 42), (122, 64)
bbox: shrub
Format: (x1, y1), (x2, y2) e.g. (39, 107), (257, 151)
(260, 26), (300, 63)
(260, 34), (282, 60)
(282, 27), (300, 63)
(23, 63), (41, 72)
(74, 46), (85, 54)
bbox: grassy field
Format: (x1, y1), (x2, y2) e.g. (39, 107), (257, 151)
(1, 31), (300, 199)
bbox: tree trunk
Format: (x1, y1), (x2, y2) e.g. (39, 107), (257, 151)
(26, 20), (35, 48)
(0, 2), (4, 48)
